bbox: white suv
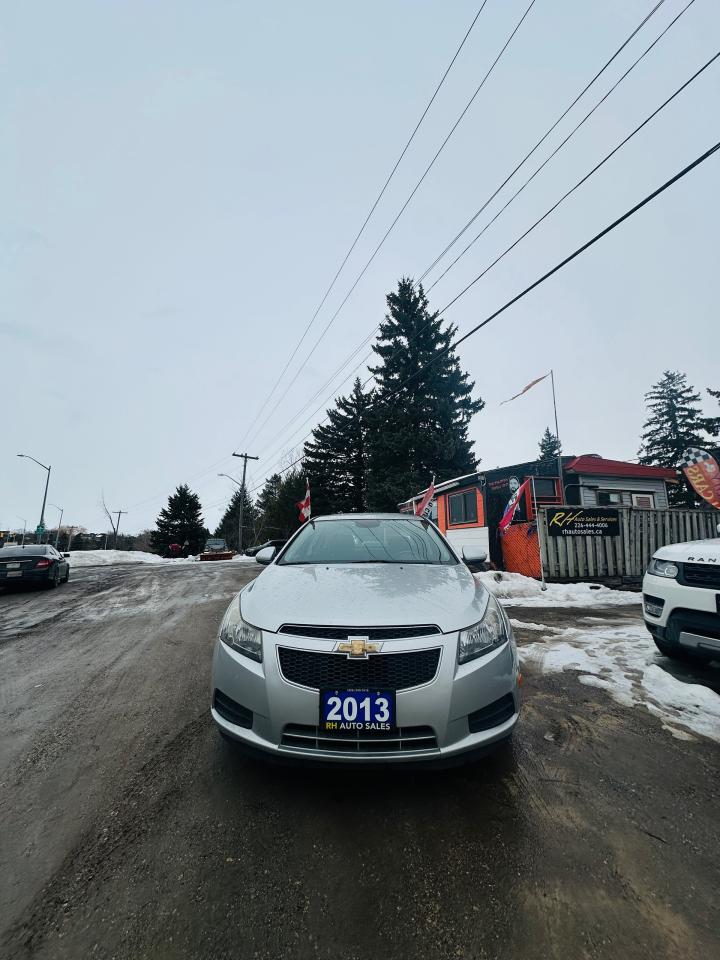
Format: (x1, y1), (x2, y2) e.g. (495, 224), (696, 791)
(643, 530), (720, 662)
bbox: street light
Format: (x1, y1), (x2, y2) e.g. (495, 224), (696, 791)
(50, 504), (64, 548)
(17, 454), (51, 542)
(218, 473), (242, 551)
(16, 516), (26, 546)
(218, 473), (241, 487)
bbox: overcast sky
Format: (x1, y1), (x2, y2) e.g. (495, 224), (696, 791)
(3, 0), (719, 536)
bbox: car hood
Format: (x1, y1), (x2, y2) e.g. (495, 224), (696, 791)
(654, 538), (720, 564)
(240, 562), (489, 634)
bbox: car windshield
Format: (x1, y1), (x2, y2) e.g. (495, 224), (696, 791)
(277, 517), (456, 565)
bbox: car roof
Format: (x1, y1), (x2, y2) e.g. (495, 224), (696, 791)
(312, 513), (425, 521)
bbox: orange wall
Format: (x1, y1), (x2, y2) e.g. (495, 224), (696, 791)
(437, 486), (485, 533)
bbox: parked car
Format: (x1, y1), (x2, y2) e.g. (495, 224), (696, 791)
(0, 544), (70, 588)
(643, 529), (720, 662)
(244, 538), (287, 557)
(211, 514), (520, 765)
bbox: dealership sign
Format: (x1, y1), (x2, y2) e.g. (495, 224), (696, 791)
(547, 508), (620, 537)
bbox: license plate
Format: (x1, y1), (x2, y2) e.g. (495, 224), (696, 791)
(320, 689), (395, 732)
(6, 571), (22, 578)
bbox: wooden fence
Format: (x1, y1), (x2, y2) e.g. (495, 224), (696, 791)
(536, 507), (720, 583)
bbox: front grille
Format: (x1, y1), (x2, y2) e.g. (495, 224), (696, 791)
(467, 693), (516, 733)
(281, 724), (438, 754)
(213, 689), (253, 728)
(278, 624), (440, 641)
(682, 563), (720, 590)
(278, 647), (441, 691)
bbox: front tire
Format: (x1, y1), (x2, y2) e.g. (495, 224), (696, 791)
(653, 637), (695, 662)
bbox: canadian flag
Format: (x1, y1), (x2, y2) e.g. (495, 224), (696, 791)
(297, 480), (311, 523)
(498, 479), (531, 535)
(414, 478), (436, 519)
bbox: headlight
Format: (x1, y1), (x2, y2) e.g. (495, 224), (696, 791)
(647, 557), (679, 579)
(219, 598), (263, 662)
(458, 595), (509, 664)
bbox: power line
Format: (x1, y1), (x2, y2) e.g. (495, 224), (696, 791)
(425, 0), (696, 292)
(236, 2), (490, 450)
(242, 0), (539, 452)
(435, 50), (719, 316)
(247, 0), (676, 463)
(245, 138), (720, 495)
(418, 0), (670, 283)
(246, 26), (709, 475)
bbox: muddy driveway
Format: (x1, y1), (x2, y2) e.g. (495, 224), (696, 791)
(1, 562), (718, 959)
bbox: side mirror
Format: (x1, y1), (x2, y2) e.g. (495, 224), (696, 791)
(255, 546), (276, 565)
(462, 546), (487, 564)
(63, 553), (70, 558)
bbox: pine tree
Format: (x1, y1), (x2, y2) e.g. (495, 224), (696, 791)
(214, 487), (258, 551)
(638, 371), (717, 506)
(303, 377), (370, 515)
(538, 427), (562, 461)
(366, 278), (483, 510)
(256, 469), (307, 539)
(150, 484), (207, 555)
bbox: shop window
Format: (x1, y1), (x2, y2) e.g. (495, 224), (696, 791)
(598, 490), (622, 505)
(530, 477), (558, 499)
(448, 490), (478, 525)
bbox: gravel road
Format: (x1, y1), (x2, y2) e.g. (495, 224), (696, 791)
(1, 562), (718, 960)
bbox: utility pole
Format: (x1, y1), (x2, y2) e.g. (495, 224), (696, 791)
(113, 510), (127, 549)
(231, 452), (259, 554)
(50, 504), (64, 548)
(550, 369), (564, 502)
(17, 454), (51, 542)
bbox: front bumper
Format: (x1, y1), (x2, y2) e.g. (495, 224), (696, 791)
(643, 572), (720, 657)
(211, 629), (521, 764)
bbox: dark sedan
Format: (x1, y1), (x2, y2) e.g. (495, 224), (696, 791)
(0, 544), (70, 588)
(244, 538), (287, 557)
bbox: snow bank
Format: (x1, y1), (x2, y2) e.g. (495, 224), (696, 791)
(519, 621), (720, 743)
(476, 571), (640, 607)
(68, 550), (197, 567)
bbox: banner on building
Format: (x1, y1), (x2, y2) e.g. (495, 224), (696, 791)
(680, 448), (720, 511)
(546, 508), (620, 537)
(498, 479), (531, 535)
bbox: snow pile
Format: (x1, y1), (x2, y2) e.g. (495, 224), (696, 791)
(68, 550), (198, 567)
(476, 571), (640, 607)
(519, 621), (720, 742)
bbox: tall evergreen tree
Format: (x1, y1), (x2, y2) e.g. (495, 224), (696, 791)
(214, 487), (258, 551)
(366, 278), (483, 510)
(304, 377), (370, 514)
(708, 387), (720, 429)
(538, 427), (562, 461)
(150, 484), (207, 555)
(256, 468), (307, 539)
(638, 371), (717, 506)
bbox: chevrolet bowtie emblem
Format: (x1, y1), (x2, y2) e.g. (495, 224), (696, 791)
(337, 637), (380, 658)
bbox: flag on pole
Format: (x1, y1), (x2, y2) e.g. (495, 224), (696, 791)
(296, 480), (311, 523)
(500, 373), (549, 405)
(414, 478), (436, 519)
(498, 479), (531, 535)
(680, 448), (720, 510)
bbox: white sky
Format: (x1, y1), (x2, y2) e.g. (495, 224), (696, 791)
(3, 0), (719, 535)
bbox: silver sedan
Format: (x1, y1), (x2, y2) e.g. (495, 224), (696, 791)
(211, 514), (521, 764)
